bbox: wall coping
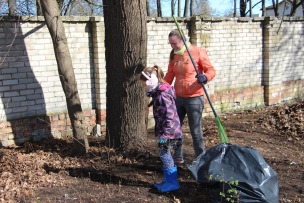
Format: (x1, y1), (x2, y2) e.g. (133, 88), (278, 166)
(1, 16), (303, 23)
(146, 16), (304, 23)
(0, 16), (104, 22)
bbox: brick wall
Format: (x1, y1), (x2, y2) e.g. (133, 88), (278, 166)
(192, 17), (265, 113)
(263, 17), (304, 105)
(0, 16), (303, 146)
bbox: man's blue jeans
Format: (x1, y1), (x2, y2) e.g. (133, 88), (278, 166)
(175, 96), (205, 158)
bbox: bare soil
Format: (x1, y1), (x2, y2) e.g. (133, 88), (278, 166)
(0, 101), (303, 203)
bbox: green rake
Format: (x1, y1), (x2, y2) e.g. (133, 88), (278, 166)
(173, 16), (230, 144)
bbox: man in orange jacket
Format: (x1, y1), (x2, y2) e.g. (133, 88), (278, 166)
(164, 29), (216, 163)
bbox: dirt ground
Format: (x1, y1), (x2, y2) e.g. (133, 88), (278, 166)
(0, 101), (303, 203)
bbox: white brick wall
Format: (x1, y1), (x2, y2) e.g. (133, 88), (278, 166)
(0, 18), (96, 121)
(146, 19), (189, 70)
(0, 16), (303, 122)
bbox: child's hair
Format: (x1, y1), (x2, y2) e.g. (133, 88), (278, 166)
(140, 65), (167, 84)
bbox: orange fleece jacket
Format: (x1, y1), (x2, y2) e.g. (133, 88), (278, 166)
(164, 45), (216, 98)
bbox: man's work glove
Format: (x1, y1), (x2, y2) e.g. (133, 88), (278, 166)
(196, 74), (207, 84)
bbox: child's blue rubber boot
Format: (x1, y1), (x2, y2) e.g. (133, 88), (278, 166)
(154, 168), (166, 188)
(153, 166), (168, 188)
(154, 165), (180, 192)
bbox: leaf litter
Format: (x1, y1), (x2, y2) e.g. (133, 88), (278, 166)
(0, 101), (303, 202)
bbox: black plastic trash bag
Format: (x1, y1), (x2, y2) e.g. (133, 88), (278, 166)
(188, 143), (279, 203)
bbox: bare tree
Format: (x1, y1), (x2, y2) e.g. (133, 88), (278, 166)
(178, 0), (181, 16)
(191, 0), (211, 17)
(1, 0), (103, 16)
(184, 0), (189, 17)
(249, 0), (252, 16)
(171, 0), (175, 16)
(36, 0), (43, 15)
(262, 0), (266, 16)
(290, 0), (304, 16)
(62, 0), (94, 16)
(234, 0), (262, 17)
(245, 0), (264, 16)
(234, 0), (237, 16)
(103, 0), (147, 152)
(271, 0), (279, 16)
(147, 0), (150, 16)
(40, 0), (89, 154)
(8, 0), (16, 16)
(144, 0), (157, 16)
(157, 0), (162, 17)
(240, 0), (248, 17)
(190, 0), (194, 16)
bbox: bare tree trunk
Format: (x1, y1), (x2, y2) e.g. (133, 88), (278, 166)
(8, 0), (15, 16)
(240, 0), (247, 17)
(184, 0), (189, 17)
(40, 0), (89, 154)
(291, 0), (297, 16)
(190, 0), (194, 16)
(246, 0), (263, 16)
(171, 0), (175, 16)
(103, 0), (147, 152)
(157, 0), (162, 17)
(249, 0), (252, 16)
(290, 0), (304, 16)
(36, 0), (43, 16)
(177, 0), (182, 17)
(234, 0), (237, 17)
(262, 0), (266, 16)
(146, 0), (150, 16)
(272, 0), (279, 16)
(178, 0), (181, 17)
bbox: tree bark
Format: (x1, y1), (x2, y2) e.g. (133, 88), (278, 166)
(40, 0), (89, 154)
(103, 0), (147, 152)
(56, 0), (64, 10)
